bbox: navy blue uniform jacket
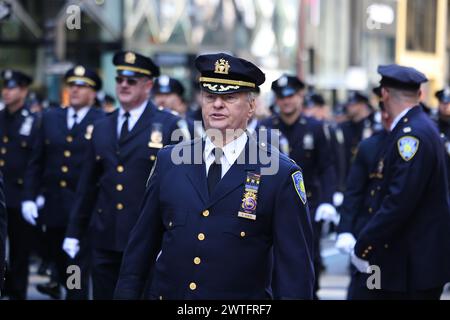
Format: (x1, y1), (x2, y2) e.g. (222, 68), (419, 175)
(355, 106), (450, 291)
(114, 134), (315, 300)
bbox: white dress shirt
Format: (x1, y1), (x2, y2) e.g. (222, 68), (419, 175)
(204, 132), (248, 178)
(67, 106), (90, 129)
(117, 101), (147, 138)
(390, 107), (413, 131)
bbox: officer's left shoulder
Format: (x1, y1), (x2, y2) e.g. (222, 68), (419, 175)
(156, 105), (180, 119)
(301, 115), (324, 129)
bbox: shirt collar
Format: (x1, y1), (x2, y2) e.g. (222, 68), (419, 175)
(390, 107), (413, 131)
(119, 100), (148, 121)
(204, 131), (248, 164)
(68, 106), (90, 121)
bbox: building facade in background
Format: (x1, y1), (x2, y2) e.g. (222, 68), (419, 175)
(0, 0), (449, 107)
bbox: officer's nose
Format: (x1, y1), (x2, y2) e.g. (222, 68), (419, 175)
(212, 97), (225, 109)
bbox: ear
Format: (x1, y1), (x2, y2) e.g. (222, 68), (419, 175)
(248, 96), (256, 118)
(381, 87), (388, 99)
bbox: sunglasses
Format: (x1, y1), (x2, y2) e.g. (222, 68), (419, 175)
(115, 76), (140, 86)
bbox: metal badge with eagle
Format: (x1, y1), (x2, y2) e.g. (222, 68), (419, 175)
(397, 136), (419, 161)
(148, 123), (164, 149)
(85, 124), (94, 140)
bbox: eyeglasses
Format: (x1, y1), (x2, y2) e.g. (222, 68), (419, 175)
(115, 76), (139, 86)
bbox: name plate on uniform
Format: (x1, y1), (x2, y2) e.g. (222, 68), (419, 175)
(237, 212), (256, 220)
(238, 172), (261, 221)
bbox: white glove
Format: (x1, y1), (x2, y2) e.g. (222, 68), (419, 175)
(63, 238), (80, 259)
(315, 203), (340, 225)
(335, 233), (357, 254)
(333, 192), (344, 207)
(350, 250), (370, 273)
(35, 195), (45, 210)
(21, 201), (39, 226)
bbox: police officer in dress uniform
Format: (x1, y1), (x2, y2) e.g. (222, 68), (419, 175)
(152, 75), (199, 138)
(0, 70), (38, 300)
(351, 64), (450, 300)
(114, 52), (315, 300)
(434, 88), (450, 193)
(21, 66), (105, 299)
(258, 75), (337, 298)
(339, 92), (382, 180)
(63, 51), (189, 300)
(335, 91), (392, 299)
(0, 172), (6, 296)
(304, 93), (346, 205)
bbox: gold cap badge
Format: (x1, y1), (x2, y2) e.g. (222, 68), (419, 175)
(74, 66), (86, 76)
(214, 59), (230, 75)
(125, 52), (136, 64)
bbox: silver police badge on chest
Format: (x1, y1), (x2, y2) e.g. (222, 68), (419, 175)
(19, 116), (34, 136)
(303, 134), (314, 150)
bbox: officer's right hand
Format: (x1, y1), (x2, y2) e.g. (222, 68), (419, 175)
(335, 232), (356, 254)
(62, 238), (80, 259)
(21, 201), (39, 226)
(315, 203), (340, 225)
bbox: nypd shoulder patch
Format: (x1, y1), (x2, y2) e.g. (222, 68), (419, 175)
(292, 171), (307, 205)
(397, 136), (419, 161)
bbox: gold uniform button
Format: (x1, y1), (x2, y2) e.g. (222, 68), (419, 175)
(370, 190), (375, 197)
(66, 136), (73, 143)
(0, 159), (4, 167)
(21, 141), (27, 148)
(2, 136), (8, 143)
(202, 210), (209, 217)
(150, 155), (156, 161)
(168, 221), (173, 228)
(189, 282), (197, 290)
(117, 165), (124, 173)
(64, 150), (71, 158)
(116, 184), (124, 191)
(240, 231), (246, 238)
(61, 166), (69, 173)
(198, 233), (205, 241)
(1, 148), (7, 154)
(384, 244), (389, 249)
(194, 257), (201, 265)
(116, 203), (124, 210)
(368, 208), (373, 213)
(159, 296), (163, 300)
(60, 180), (67, 188)
(368, 246), (373, 250)
(17, 178), (23, 185)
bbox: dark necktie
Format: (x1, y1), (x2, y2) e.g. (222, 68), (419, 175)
(71, 113), (79, 131)
(119, 112), (130, 141)
(207, 148), (223, 195)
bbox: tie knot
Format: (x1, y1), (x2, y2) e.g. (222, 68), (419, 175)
(73, 113), (78, 120)
(212, 148), (223, 164)
(124, 112), (130, 119)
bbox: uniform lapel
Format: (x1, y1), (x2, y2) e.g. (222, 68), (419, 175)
(58, 107), (70, 136)
(185, 138), (209, 204)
